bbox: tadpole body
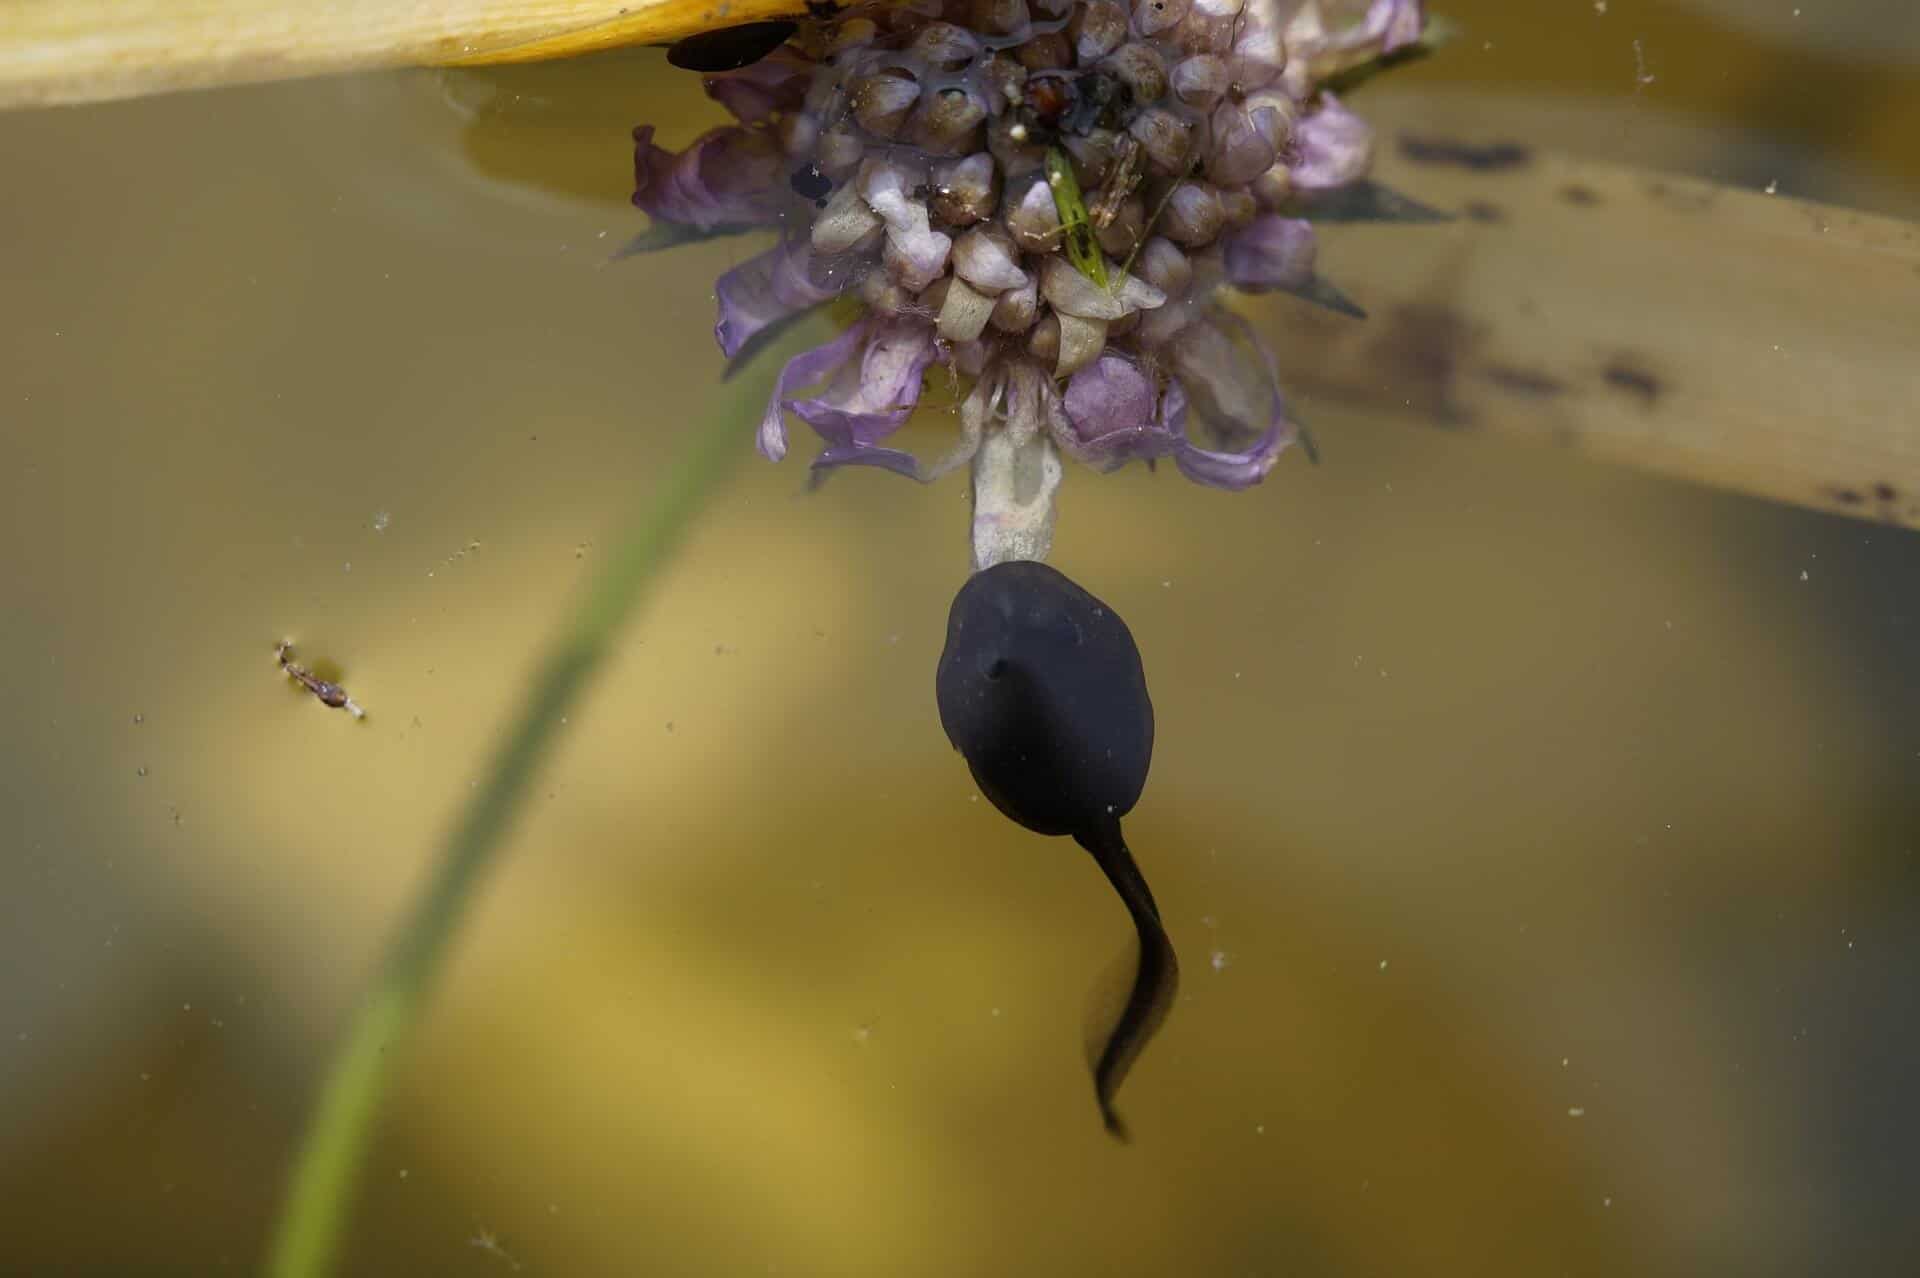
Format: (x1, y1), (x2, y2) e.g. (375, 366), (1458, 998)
(935, 560), (1177, 1140)
(665, 21), (799, 73)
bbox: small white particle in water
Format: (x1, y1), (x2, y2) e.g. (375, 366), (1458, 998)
(343, 562), (351, 572)
(1568, 1106), (1586, 1118)
(133, 714), (144, 725)
(1800, 570), (1809, 581)
(1562, 1057), (1570, 1067)
(991, 1007), (1002, 1018)
(469, 1229), (520, 1271)
(372, 511), (391, 532)
(1200, 915), (1218, 929)
(1764, 179), (1779, 195)
(136, 766), (148, 777)
(1603, 1196), (1613, 1208)
(1210, 949), (1230, 972)
(1378, 959), (1388, 971)
(853, 1023), (873, 1044)
(1161, 579), (1172, 588)
(399, 1169), (409, 1179)
(182, 1003), (191, 1012)
(1593, 0), (1606, 12)
(1633, 39), (1655, 86)
(1254, 1124), (1265, 1135)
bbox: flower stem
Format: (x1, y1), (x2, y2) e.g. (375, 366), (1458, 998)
(263, 328), (807, 1278)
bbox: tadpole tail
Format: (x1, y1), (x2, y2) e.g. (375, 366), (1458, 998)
(1075, 819), (1179, 1143)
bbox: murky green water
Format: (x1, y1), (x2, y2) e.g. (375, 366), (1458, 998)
(3, 2), (1917, 1274)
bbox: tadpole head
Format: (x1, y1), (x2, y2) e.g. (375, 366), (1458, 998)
(935, 560), (1153, 840)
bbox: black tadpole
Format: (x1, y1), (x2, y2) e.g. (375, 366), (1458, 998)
(665, 21), (798, 73)
(934, 560), (1178, 1141)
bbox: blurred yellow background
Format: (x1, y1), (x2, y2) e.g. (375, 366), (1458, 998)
(1, 2), (1916, 1274)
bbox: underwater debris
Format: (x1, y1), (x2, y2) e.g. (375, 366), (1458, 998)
(274, 639), (365, 718)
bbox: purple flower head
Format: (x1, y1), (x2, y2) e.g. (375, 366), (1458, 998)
(631, 0), (1424, 490)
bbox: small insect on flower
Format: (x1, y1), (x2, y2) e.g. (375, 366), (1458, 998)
(275, 640), (365, 719)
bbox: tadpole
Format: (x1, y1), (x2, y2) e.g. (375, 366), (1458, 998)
(935, 561), (1176, 1140)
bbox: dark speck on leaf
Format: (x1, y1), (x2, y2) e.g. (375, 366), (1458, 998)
(1832, 488), (1866, 507)
(1560, 184), (1602, 207)
(1482, 364), (1568, 398)
(1398, 136), (1532, 172)
(1601, 359), (1662, 407)
(1874, 483), (1898, 502)
(1463, 201), (1506, 224)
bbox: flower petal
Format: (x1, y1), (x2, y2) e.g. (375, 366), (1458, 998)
(758, 320), (869, 462)
(702, 54), (811, 124)
(789, 319), (940, 446)
(1221, 214), (1317, 292)
(1040, 256), (1166, 321)
(1061, 355), (1163, 465)
(714, 240), (845, 360)
(951, 228), (1030, 294)
(632, 124), (785, 229)
(1166, 313), (1296, 488)
(811, 442), (926, 479)
(1289, 92), (1374, 193)
(861, 161), (953, 292)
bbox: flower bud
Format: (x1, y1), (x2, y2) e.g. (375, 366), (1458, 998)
(1170, 55), (1227, 109)
(953, 226), (1030, 293)
(911, 85), (989, 155)
(1070, 2), (1128, 63)
(1006, 176), (1064, 252)
(1161, 180), (1224, 247)
(971, 0), (1031, 37)
(908, 22), (980, 70)
(1015, 30), (1072, 70)
(1206, 101), (1279, 187)
(1027, 312), (1060, 363)
(1133, 0), (1189, 38)
(1128, 106), (1195, 176)
(851, 70), (919, 139)
(1102, 43), (1167, 103)
(939, 276), (999, 342)
(1133, 235), (1192, 299)
(931, 152), (1000, 227)
(990, 278), (1039, 332)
